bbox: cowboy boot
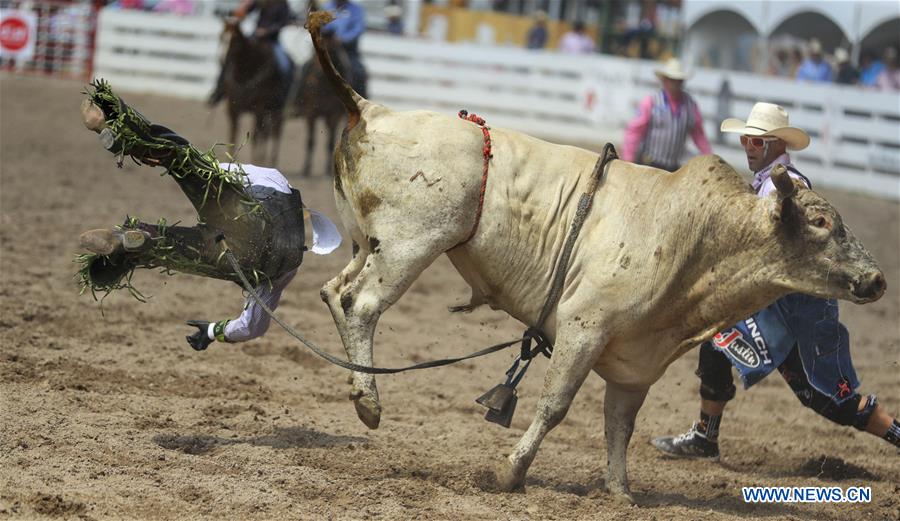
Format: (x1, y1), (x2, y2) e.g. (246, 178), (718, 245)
(79, 228), (151, 256)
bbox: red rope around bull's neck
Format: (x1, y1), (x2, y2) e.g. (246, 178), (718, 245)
(458, 109), (492, 244)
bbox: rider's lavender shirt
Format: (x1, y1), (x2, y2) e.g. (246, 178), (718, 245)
(751, 153), (805, 197)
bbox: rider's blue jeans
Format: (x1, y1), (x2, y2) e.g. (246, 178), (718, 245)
(272, 42), (292, 79)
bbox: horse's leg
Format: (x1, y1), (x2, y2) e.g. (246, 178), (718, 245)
(325, 115), (339, 177)
(252, 112), (266, 165)
(269, 112), (283, 168)
(302, 116), (315, 177)
(228, 105), (240, 160)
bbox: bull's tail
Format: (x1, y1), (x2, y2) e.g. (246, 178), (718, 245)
(306, 11), (362, 129)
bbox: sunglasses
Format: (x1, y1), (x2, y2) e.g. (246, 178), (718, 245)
(740, 135), (778, 149)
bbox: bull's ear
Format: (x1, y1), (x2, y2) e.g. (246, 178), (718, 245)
(770, 164), (797, 224)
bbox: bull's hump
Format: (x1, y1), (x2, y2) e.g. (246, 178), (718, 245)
(677, 155), (751, 195)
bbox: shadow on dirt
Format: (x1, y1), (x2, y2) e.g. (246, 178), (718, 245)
(472, 468), (606, 497)
(524, 475), (607, 497)
(639, 491), (843, 520)
(737, 454), (882, 482)
(791, 455), (879, 481)
(153, 426), (368, 455)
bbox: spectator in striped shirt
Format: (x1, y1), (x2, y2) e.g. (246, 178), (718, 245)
(622, 58), (712, 172)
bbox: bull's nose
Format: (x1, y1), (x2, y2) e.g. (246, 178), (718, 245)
(854, 272), (886, 301)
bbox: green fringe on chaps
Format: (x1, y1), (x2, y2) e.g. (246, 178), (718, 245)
(76, 217), (270, 302)
(76, 80), (298, 301)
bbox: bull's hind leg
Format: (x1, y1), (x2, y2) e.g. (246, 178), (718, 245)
(322, 234), (452, 429)
(499, 325), (605, 492)
(603, 381), (649, 504)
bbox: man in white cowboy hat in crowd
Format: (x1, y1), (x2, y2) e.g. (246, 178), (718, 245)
(650, 102), (900, 459)
(622, 58), (712, 172)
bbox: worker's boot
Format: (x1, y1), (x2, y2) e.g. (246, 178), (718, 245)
(650, 422), (721, 461)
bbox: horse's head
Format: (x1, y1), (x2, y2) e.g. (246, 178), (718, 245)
(220, 16), (244, 48)
(218, 17), (277, 86)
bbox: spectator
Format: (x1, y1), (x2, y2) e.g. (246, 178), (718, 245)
(525, 10), (548, 50)
(153, 0), (194, 15)
(876, 47), (900, 91)
(385, 4), (403, 36)
(833, 48), (859, 85)
(789, 47), (804, 77)
(112, 0), (144, 9)
(796, 39), (832, 82)
(859, 51), (885, 87)
(558, 21), (595, 55)
(769, 47), (792, 77)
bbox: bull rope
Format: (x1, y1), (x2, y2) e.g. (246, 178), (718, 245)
(491, 142), (619, 398)
(457, 110), (492, 244)
(218, 141), (618, 376)
(220, 238), (523, 374)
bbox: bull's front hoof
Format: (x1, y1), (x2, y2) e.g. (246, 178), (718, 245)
(606, 485), (636, 506)
(496, 462), (526, 493)
(353, 395), (382, 430)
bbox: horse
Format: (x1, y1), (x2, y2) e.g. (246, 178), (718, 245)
(289, 32), (355, 177)
(215, 18), (292, 167)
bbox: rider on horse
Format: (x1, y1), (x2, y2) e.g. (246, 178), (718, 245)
(323, 0), (367, 98)
(209, 0), (295, 107)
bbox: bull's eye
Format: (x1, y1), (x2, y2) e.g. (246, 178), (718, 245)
(812, 216), (829, 229)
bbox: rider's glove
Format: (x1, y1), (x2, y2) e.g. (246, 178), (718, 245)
(186, 320), (212, 351)
(186, 319), (231, 351)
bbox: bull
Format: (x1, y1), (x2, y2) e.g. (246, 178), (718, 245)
(306, 13), (885, 503)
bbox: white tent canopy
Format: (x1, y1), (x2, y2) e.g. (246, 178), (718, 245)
(683, 0), (899, 47)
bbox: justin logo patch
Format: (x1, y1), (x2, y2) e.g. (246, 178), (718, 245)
(713, 328), (761, 368)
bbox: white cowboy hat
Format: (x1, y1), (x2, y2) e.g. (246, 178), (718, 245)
(834, 48), (849, 64)
(808, 38), (823, 55)
(654, 58), (688, 80)
(721, 102), (810, 151)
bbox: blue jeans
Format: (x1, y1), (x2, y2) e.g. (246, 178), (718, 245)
(272, 42), (292, 80)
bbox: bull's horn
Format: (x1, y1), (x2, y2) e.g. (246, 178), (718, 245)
(770, 164), (796, 200)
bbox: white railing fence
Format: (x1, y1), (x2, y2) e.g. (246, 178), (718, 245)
(92, 8), (900, 200)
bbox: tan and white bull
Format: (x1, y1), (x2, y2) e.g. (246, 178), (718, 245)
(306, 14), (885, 503)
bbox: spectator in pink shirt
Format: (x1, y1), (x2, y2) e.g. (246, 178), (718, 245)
(115, 0), (144, 9)
(876, 47), (900, 91)
(558, 21), (595, 55)
(622, 58), (712, 171)
(153, 0), (195, 15)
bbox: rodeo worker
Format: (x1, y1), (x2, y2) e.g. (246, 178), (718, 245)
(622, 58), (712, 171)
(651, 102), (900, 459)
(78, 80), (340, 351)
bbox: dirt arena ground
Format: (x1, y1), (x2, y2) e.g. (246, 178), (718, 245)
(1, 74), (898, 520)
